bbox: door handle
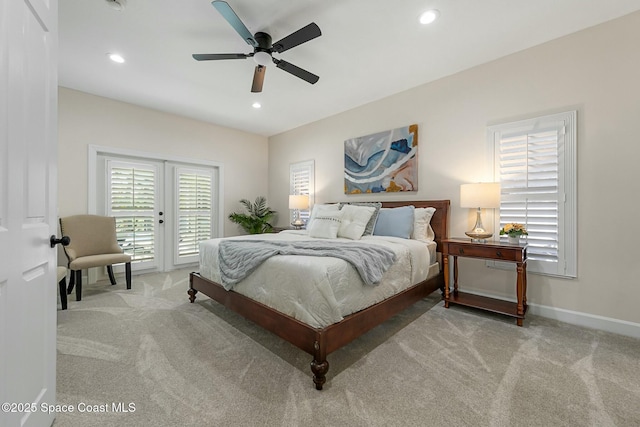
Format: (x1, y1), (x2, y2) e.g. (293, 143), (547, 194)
(159, 219), (164, 224)
(50, 235), (70, 248)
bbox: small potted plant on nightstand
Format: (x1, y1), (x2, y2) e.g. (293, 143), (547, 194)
(500, 223), (528, 244)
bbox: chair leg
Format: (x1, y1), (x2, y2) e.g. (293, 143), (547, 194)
(67, 271), (75, 294)
(125, 262), (132, 290)
(107, 265), (117, 285)
(75, 270), (82, 301)
(59, 277), (68, 310)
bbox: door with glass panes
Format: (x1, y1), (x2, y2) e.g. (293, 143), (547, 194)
(100, 156), (216, 272)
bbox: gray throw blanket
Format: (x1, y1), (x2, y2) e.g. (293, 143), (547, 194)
(218, 239), (397, 289)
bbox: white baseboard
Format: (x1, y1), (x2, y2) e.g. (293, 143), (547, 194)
(458, 290), (640, 339)
(527, 303), (640, 339)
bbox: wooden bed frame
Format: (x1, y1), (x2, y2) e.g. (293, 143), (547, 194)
(188, 200), (450, 390)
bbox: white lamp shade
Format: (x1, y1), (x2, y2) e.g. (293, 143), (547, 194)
(289, 194), (309, 210)
(460, 183), (501, 208)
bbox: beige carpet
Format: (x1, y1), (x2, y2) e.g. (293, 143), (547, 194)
(54, 269), (640, 426)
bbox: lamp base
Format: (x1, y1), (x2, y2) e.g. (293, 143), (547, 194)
(465, 208), (492, 242)
(291, 220), (305, 230)
(465, 231), (493, 243)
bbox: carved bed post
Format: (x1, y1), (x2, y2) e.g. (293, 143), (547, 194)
(310, 338), (329, 390)
(188, 274), (198, 303)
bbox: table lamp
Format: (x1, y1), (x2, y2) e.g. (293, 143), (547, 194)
(460, 183), (501, 242)
(289, 194), (309, 229)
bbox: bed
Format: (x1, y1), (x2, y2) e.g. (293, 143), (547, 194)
(188, 199), (450, 389)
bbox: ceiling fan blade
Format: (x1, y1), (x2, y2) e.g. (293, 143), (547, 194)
(272, 23), (321, 53)
(273, 58), (319, 84)
(251, 65), (266, 93)
(192, 53), (249, 61)
(211, 1), (258, 47)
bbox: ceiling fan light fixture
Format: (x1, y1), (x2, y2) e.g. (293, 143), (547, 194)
(253, 51), (271, 66)
(419, 9), (440, 25)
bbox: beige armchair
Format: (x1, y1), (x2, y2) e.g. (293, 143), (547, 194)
(59, 215), (132, 301)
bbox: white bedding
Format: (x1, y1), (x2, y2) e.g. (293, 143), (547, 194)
(199, 230), (439, 328)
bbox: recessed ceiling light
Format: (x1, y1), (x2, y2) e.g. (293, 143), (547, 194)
(419, 9), (440, 25)
(105, 0), (127, 11)
(252, 102), (261, 109)
(108, 53), (125, 63)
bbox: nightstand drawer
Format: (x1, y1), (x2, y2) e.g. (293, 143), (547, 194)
(446, 243), (520, 261)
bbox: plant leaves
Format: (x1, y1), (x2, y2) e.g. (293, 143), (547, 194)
(228, 196), (276, 234)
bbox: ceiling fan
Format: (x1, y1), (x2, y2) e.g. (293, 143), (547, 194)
(193, 1), (322, 93)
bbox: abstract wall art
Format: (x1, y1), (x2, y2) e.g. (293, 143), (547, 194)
(344, 124), (418, 194)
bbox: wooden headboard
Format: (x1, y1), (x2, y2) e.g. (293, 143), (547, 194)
(379, 200), (450, 250)
(330, 200), (450, 249)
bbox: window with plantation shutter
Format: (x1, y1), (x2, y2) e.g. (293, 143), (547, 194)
(176, 167), (213, 262)
(289, 160), (314, 225)
(107, 160), (158, 266)
(490, 111), (576, 277)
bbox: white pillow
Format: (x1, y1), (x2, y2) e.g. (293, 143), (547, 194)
(337, 204), (376, 240)
(307, 204), (339, 229)
(412, 207), (436, 241)
(308, 210), (344, 239)
(338, 202), (382, 235)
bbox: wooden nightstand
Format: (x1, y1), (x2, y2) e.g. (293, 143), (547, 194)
(270, 227), (290, 233)
(271, 226), (303, 233)
(442, 238), (528, 326)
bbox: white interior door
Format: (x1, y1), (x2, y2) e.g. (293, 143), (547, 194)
(0, 0), (58, 426)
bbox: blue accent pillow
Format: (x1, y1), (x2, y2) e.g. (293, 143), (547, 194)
(372, 206), (415, 239)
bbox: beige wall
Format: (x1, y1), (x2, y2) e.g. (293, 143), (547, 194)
(58, 88), (269, 237)
(268, 12), (640, 328)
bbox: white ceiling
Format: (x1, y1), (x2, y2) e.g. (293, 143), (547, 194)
(59, 0), (640, 137)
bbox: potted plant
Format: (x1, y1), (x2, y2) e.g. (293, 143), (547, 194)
(228, 196), (276, 234)
(500, 223), (528, 243)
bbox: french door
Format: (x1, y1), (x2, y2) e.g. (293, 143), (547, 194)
(95, 151), (220, 273)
